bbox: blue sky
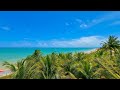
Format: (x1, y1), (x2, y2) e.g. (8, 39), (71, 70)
(0, 11), (120, 47)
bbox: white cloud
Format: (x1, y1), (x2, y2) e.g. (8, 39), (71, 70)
(0, 36), (106, 47)
(76, 19), (82, 23)
(37, 42), (49, 47)
(3, 36), (106, 47)
(65, 22), (73, 26)
(11, 41), (33, 47)
(23, 38), (29, 40)
(0, 26), (11, 31)
(47, 36), (106, 47)
(80, 23), (88, 28)
(65, 22), (69, 26)
(76, 11), (120, 29)
(110, 21), (120, 25)
(77, 18), (105, 29)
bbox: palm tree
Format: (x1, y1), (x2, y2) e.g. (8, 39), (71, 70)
(2, 50), (42, 79)
(39, 55), (56, 79)
(33, 50), (42, 57)
(3, 60), (25, 79)
(101, 36), (120, 59)
(31, 50), (42, 62)
(66, 52), (73, 60)
(96, 58), (120, 79)
(3, 61), (17, 72)
(76, 60), (101, 79)
(3, 59), (40, 79)
(75, 52), (85, 61)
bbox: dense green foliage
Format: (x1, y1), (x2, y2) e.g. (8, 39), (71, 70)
(2, 36), (120, 79)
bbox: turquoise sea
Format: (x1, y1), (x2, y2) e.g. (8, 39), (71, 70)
(0, 47), (97, 63)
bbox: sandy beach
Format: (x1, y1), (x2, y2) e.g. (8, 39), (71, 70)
(0, 62), (14, 77)
(0, 48), (98, 77)
(0, 69), (12, 77)
(84, 48), (98, 54)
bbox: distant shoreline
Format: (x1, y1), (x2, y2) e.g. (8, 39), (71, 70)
(0, 48), (98, 65)
(0, 47), (98, 61)
(0, 48), (99, 77)
(84, 48), (98, 54)
(0, 69), (12, 77)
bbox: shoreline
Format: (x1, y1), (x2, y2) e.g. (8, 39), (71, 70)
(0, 69), (12, 77)
(84, 48), (98, 54)
(0, 48), (99, 77)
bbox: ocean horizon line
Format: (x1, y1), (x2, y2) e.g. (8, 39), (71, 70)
(0, 47), (97, 69)
(0, 47), (100, 48)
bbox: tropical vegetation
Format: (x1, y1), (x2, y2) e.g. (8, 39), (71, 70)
(1, 35), (120, 79)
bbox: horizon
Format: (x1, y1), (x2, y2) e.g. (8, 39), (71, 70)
(0, 47), (99, 48)
(0, 11), (120, 47)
